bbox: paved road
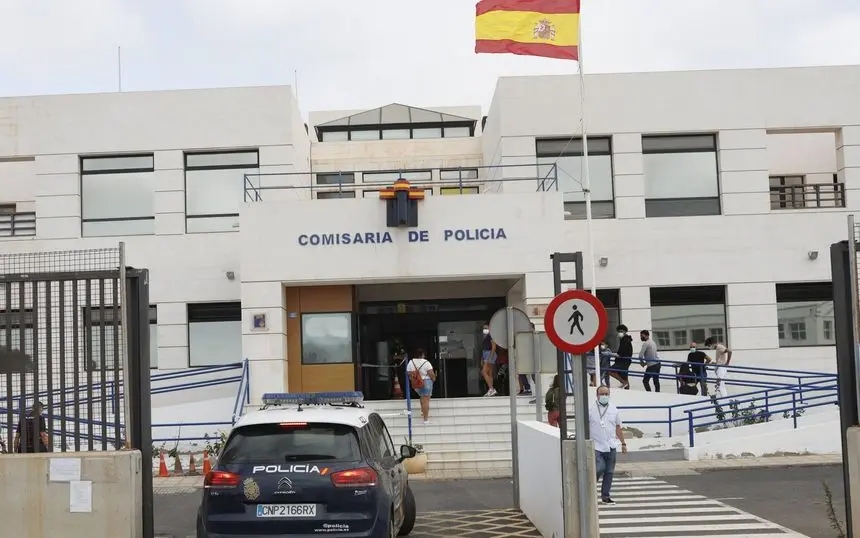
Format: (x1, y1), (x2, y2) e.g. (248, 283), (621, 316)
(663, 464), (846, 538)
(156, 467), (847, 537)
(154, 478), (521, 537)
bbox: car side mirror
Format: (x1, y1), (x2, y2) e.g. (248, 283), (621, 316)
(399, 444), (417, 461)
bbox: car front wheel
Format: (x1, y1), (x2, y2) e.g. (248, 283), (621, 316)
(398, 485), (416, 536)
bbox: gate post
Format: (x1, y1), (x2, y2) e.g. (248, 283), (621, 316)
(832, 239), (859, 536)
(125, 268), (153, 538)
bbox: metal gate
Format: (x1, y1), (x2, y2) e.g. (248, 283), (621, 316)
(0, 246), (153, 537)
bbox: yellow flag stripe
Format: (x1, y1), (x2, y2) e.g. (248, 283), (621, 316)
(475, 11), (579, 47)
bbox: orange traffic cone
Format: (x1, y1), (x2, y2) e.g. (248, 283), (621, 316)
(202, 450), (211, 475)
(392, 375), (404, 399)
(173, 454), (184, 476)
(158, 452), (169, 478)
(187, 454), (198, 476)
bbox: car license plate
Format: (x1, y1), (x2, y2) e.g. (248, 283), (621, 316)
(256, 504), (317, 518)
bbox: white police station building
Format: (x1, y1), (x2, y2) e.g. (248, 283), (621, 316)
(0, 64), (858, 407)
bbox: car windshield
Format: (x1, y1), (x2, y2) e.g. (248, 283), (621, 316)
(219, 422), (362, 464)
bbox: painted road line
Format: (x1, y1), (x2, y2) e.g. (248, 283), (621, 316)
(598, 477), (807, 537)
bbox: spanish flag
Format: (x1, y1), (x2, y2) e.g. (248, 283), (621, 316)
(475, 0), (580, 61)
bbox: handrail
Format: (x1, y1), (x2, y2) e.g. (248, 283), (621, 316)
(231, 359), (250, 424)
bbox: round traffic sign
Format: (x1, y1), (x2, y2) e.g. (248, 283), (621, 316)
(543, 289), (608, 355)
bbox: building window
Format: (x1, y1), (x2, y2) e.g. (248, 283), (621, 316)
(85, 305), (157, 371)
(642, 134), (720, 217)
(650, 285), (727, 350)
(441, 187), (479, 195)
(321, 131), (349, 142)
(81, 154), (155, 237)
(362, 170), (432, 184)
(316, 191), (356, 200)
(778, 324), (785, 340)
(185, 150), (259, 233)
(776, 282), (834, 347)
(188, 302), (242, 367)
(654, 331), (671, 348)
(0, 308), (34, 357)
(672, 330), (687, 347)
(301, 312), (353, 365)
(536, 137), (615, 220)
(596, 289), (620, 349)
(789, 322), (807, 341)
(316, 173), (355, 186)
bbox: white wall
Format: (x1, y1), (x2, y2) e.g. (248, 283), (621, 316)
(517, 420), (564, 538)
(685, 407), (841, 460)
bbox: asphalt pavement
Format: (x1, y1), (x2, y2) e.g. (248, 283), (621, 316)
(154, 478), (518, 538)
(663, 464), (847, 538)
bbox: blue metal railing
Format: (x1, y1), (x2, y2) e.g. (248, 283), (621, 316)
(231, 359), (251, 424)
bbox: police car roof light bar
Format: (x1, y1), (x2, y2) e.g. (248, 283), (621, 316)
(261, 391), (365, 409)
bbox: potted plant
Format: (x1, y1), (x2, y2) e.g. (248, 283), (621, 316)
(402, 436), (427, 474)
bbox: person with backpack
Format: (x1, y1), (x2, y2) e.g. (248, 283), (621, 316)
(406, 348), (436, 424)
(545, 375), (561, 427)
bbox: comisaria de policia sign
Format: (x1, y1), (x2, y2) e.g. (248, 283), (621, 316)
(297, 228), (507, 247)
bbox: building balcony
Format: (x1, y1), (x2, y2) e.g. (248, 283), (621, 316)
(0, 212), (36, 238)
(769, 183), (845, 210)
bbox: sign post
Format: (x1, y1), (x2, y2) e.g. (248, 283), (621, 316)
(488, 306), (534, 510)
(545, 288), (608, 538)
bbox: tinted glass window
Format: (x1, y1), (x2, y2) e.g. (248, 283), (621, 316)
(220, 423), (362, 464)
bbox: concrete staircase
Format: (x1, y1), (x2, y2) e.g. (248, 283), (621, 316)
(366, 396), (548, 478)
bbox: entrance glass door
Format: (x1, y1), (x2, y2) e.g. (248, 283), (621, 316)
(437, 321), (484, 398)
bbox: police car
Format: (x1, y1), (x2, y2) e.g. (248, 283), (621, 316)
(197, 392), (418, 538)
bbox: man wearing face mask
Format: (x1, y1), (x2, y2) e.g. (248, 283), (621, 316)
(608, 325), (633, 389)
(589, 385), (626, 505)
(639, 330), (661, 392)
(686, 342), (711, 396)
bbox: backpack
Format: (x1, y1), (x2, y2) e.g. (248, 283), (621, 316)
(545, 387), (559, 411)
(408, 359), (426, 389)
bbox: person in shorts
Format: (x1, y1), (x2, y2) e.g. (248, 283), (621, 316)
(406, 349), (436, 424)
(481, 323), (498, 397)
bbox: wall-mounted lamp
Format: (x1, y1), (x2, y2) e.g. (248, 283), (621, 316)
(807, 251), (819, 261)
(599, 257), (609, 267)
(225, 271), (236, 281)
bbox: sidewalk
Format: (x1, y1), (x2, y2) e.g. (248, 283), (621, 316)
(616, 452), (842, 477)
(152, 453), (843, 492)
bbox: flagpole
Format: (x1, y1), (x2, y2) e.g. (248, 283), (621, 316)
(577, 10), (600, 386)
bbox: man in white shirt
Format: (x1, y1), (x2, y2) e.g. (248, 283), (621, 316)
(704, 337), (732, 398)
(588, 385), (626, 504)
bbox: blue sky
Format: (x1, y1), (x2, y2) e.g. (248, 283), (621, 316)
(1, 0), (858, 117)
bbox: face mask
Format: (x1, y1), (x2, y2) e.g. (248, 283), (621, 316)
(600, 345), (606, 350)
(598, 395), (609, 406)
(617, 332), (624, 338)
(482, 329), (489, 335)
(690, 348), (696, 353)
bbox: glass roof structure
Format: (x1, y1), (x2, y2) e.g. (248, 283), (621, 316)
(317, 103), (476, 128)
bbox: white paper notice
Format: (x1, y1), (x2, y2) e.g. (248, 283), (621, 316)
(49, 458), (81, 482)
(69, 480), (93, 513)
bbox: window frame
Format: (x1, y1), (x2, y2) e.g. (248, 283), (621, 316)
(649, 285), (727, 351)
(316, 191), (356, 200)
(300, 312), (354, 365)
(187, 301), (243, 367)
(536, 137), (616, 219)
(316, 121), (475, 142)
(184, 149), (260, 234)
(80, 153), (156, 237)
(775, 282), (834, 348)
(641, 134), (721, 218)
(83, 305), (157, 372)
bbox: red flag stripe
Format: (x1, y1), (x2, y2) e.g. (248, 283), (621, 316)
(476, 0), (580, 17)
(474, 39), (579, 61)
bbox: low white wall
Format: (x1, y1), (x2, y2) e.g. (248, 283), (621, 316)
(685, 407), (842, 460)
(518, 420), (563, 538)
(151, 396), (235, 451)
